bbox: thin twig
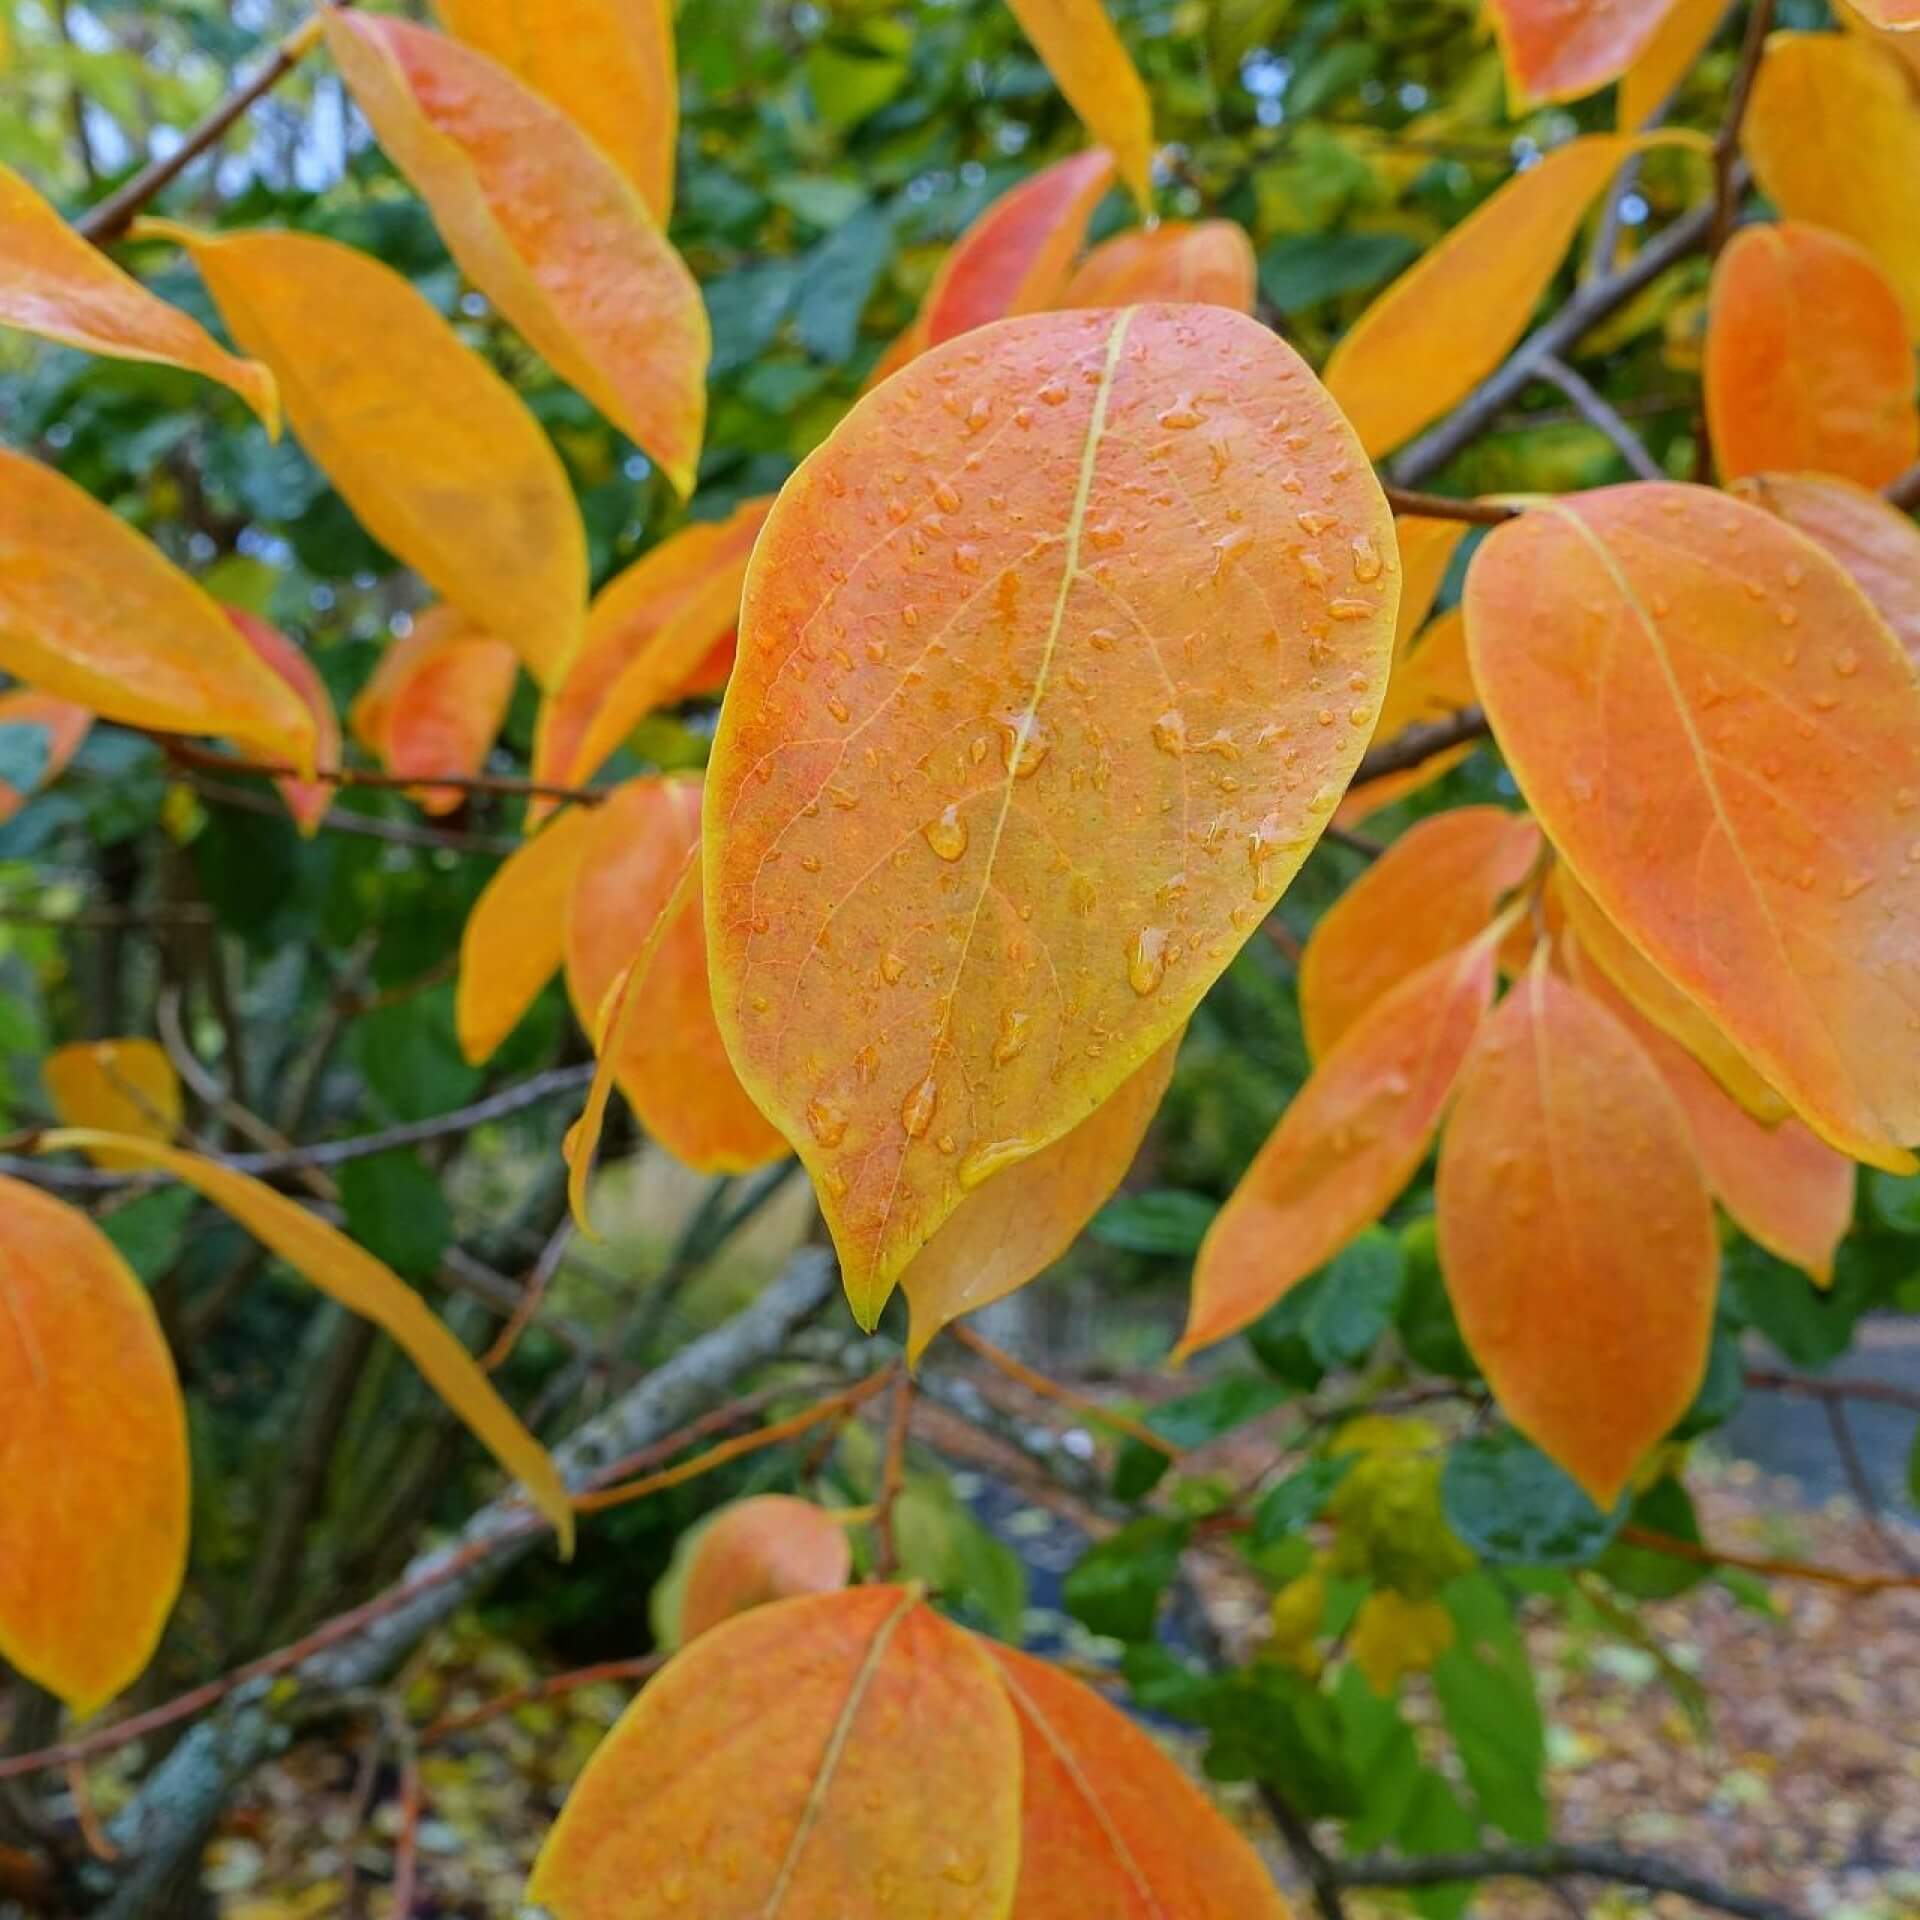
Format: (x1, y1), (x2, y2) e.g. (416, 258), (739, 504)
(1886, 459), (1920, 513)
(153, 735), (606, 809)
(1706, 0), (1776, 261)
(948, 1324), (1179, 1458)
(418, 1654), (665, 1745)
(1349, 706), (1490, 785)
(1534, 355), (1666, 481)
(1379, 486), (1517, 526)
(1261, 1786), (1349, 1920)
(1619, 1525), (1920, 1594)
(1823, 1399), (1920, 1574)
(1745, 1368), (1920, 1414)
(870, 1372), (916, 1580)
(481, 1218), (574, 1371)
(182, 772), (521, 856)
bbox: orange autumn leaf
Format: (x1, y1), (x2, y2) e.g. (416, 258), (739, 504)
(903, 1033), (1179, 1362)
(1299, 806), (1540, 1060)
(1465, 482), (1920, 1170)
(1705, 223), (1918, 489)
(1059, 220), (1258, 314)
(223, 610), (340, 837)
(0, 162), (276, 428)
(1848, 0), (1920, 21)
(0, 447), (316, 767)
(350, 608), (519, 817)
(1744, 32), (1920, 336)
(43, 1038), (182, 1167)
(1003, 0), (1153, 211)
(1620, 0), (1733, 129)
(678, 1497), (853, 1645)
(924, 149), (1117, 347)
(526, 1586), (1021, 1918)
(1336, 605), (1479, 823)
(456, 804), (599, 1065)
(706, 306), (1397, 1327)
(156, 221), (585, 689)
(39, 1131), (574, 1553)
(435, 0), (676, 221)
(0, 690), (90, 825)
(1389, 517), (1469, 656)
(1567, 938), (1854, 1283)
(1435, 964), (1719, 1509)
(567, 776), (787, 1176)
(1485, 0), (1677, 102)
(1837, 0), (1920, 86)
(1178, 928), (1501, 1358)
(1731, 471), (1920, 663)
(0, 1176), (188, 1715)
(981, 1642), (1292, 1919)
(325, 12), (707, 496)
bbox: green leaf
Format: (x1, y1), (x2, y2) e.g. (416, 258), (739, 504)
(767, 176), (870, 230)
(1113, 1373), (1290, 1498)
(1432, 1574), (1547, 1843)
(893, 1474), (1027, 1640)
(1442, 1428), (1624, 1564)
(1599, 1477), (1707, 1600)
(1676, 1314), (1746, 1438)
(705, 261), (801, 377)
(0, 723), (51, 794)
(1062, 1516), (1189, 1641)
(1866, 1168), (1920, 1235)
(1396, 1218), (1477, 1378)
(1259, 230), (1417, 312)
(1723, 1237), (1885, 1370)
(350, 987), (481, 1125)
(1398, 1770), (1481, 1920)
(339, 1149), (452, 1284)
(1246, 1270), (1328, 1390)
(1200, 1664), (1360, 1817)
(1302, 1228), (1404, 1369)
(1089, 1186), (1217, 1256)
(793, 206), (895, 362)
(1908, 1420), (1919, 1509)
(100, 1187), (196, 1285)
(1253, 1455), (1355, 1546)
(1332, 1662), (1422, 1849)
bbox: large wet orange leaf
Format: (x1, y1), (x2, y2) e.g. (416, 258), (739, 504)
(1325, 134), (1681, 457)
(1705, 223), (1917, 488)
(1465, 482), (1920, 1170)
(0, 162), (275, 427)
(1337, 605), (1479, 823)
(1435, 965), (1719, 1508)
(457, 804), (598, 1065)
(43, 1039), (182, 1168)
(0, 447), (316, 766)
(1744, 32), (1920, 336)
(0, 1176), (188, 1715)
(0, 690), (89, 825)
(1178, 929), (1500, 1358)
(158, 222), (584, 688)
(326, 13), (707, 496)
(1059, 220), (1258, 314)
(350, 608), (519, 817)
(903, 1034), (1178, 1362)
(1731, 471), (1920, 663)
(224, 610), (340, 836)
(1486, 0), (1677, 102)
(1299, 807), (1539, 1060)
(678, 1497), (852, 1645)
(526, 1586), (1020, 1918)
(924, 149), (1117, 347)
(40, 1132), (573, 1553)
(1004, 1), (1153, 210)
(706, 306), (1397, 1326)
(981, 1641), (1291, 1919)
(1567, 939), (1853, 1283)
(435, 0), (676, 221)
(1621, 0), (1734, 129)
(534, 498), (773, 809)
(568, 776), (787, 1175)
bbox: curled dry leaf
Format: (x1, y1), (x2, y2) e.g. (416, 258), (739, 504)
(1485, 0), (1677, 102)
(1620, 0), (1735, 131)
(1731, 470), (1920, 663)
(1002, 0), (1153, 211)
(903, 1032), (1179, 1362)
(1465, 482), (1920, 1170)
(1705, 222), (1918, 489)
(1059, 220), (1259, 314)
(526, 1586), (1021, 1919)
(38, 1132), (574, 1553)
(1179, 927), (1500, 1357)
(325, 12), (708, 496)
(0, 161), (276, 427)
(434, 0), (676, 220)
(1299, 806), (1540, 1060)
(0, 447), (316, 766)
(1436, 964), (1719, 1509)
(0, 1176), (189, 1716)
(224, 609), (341, 837)
(157, 221), (585, 688)
(678, 1496), (853, 1645)
(705, 305), (1397, 1325)
(43, 1038), (182, 1167)
(0, 689), (90, 825)
(1336, 605), (1479, 823)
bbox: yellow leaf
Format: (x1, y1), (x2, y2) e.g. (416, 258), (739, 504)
(1003, 0), (1154, 211)
(1620, 0), (1734, 129)
(1057, 218), (1258, 314)
(678, 1496), (853, 1644)
(1348, 1590), (1454, 1695)
(38, 1133), (574, 1554)
(43, 1038), (182, 1166)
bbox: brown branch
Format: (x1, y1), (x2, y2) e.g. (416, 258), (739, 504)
(870, 1372), (916, 1581)
(1823, 1398), (1920, 1574)
(1534, 354), (1666, 481)
(481, 1218), (574, 1371)
(1745, 1368), (1920, 1414)
(1379, 486), (1517, 526)
(1886, 459), (1920, 514)
(1707, 0), (1776, 261)
(1261, 1785), (1350, 1920)
(153, 735), (606, 809)
(417, 1654), (664, 1745)
(1350, 706), (1490, 785)
(1620, 1525), (1920, 1594)
(182, 772), (521, 856)
(948, 1324), (1178, 1458)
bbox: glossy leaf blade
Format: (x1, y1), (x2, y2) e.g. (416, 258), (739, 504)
(435, 0), (676, 220)
(1465, 482), (1920, 1169)
(40, 1132), (574, 1553)
(1486, 0), (1676, 101)
(0, 446), (316, 765)
(0, 1176), (188, 1715)
(326, 13), (707, 495)
(1059, 220), (1258, 314)
(903, 1033), (1178, 1361)
(679, 1497), (853, 1644)
(1705, 223), (1917, 488)
(0, 690), (90, 824)
(982, 1641), (1292, 1918)
(0, 161), (275, 426)
(526, 1586), (1021, 1919)
(1620, 0), (1733, 129)
(1435, 966), (1719, 1508)
(43, 1039), (182, 1167)
(160, 222), (585, 688)
(1744, 32), (1920, 336)
(1179, 931), (1499, 1357)
(225, 610), (341, 836)
(1300, 806), (1538, 1060)
(707, 306), (1397, 1325)
(1003, 1), (1153, 209)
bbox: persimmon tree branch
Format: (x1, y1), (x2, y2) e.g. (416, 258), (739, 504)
(1707, 0), (1777, 260)
(1351, 706), (1490, 783)
(1534, 354), (1666, 481)
(1377, 486), (1517, 525)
